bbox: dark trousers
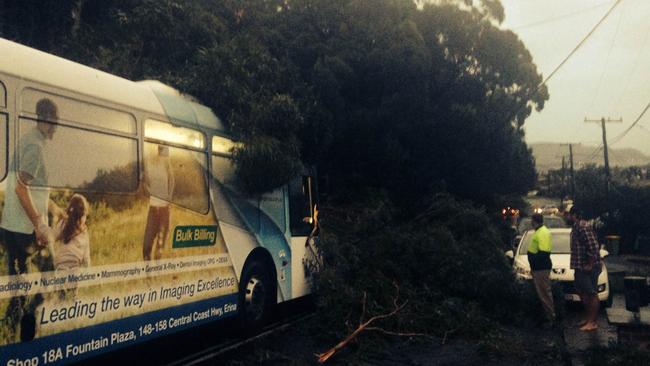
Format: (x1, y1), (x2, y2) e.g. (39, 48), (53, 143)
(2, 228), (52, 341)
(143, 206), (170, 261)
(4, 229), (35, 275)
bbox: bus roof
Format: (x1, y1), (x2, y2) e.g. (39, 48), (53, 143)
(0, 38), (224, 133)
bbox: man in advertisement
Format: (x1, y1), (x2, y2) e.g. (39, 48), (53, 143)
(143, 145), (174, 261)
(1, 98), (65, 341)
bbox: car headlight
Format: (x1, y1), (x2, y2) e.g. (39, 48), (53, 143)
(516, 267), (531, 277)
(598, 284), (606, 293)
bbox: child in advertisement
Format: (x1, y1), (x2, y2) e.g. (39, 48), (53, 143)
(54, 194), (91, 271)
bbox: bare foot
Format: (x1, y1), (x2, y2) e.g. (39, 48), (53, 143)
(580, 322), (598, 332)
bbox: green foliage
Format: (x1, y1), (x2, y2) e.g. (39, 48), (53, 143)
(1, 0), (546, 206)
(555, 164), (650, 252)
(82, 163), (138, 194)
(572, 165), (608, 218)
(79, 162), (139, 211)
(312, 193), (521, 342)
(230, 94), (305, 194)
(0, 3), (564, 358)
(232, 135), (302, 195)
(597, 185), (650, 253)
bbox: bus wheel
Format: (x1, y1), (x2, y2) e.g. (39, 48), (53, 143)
(239, 261), (274, 331)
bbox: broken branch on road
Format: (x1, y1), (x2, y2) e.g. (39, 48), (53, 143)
(316, 283), (427, 363)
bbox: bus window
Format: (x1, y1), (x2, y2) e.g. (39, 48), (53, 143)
(22, 89), (136, 134)
(289, 175), (316, 236)
(211, 153), (249, 230)
(260, 188), (286, 233)
(212, 135), (236, 155)
(17, 117), (138, 192)
(0, 81), (5, 107)
(211, 153), (237, 192)
(144, 120), (209, 214)
(145, 119), (205, 149)
(0, 114), (6, 181)
(211, 135), (248, 228)
(144, 142), (209, 214)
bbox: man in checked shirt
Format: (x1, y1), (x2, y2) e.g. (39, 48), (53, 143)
(566, 205), (602, 331)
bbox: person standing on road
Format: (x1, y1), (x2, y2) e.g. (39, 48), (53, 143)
(528, 213), (555, 325)
(566, 206), (601, 332)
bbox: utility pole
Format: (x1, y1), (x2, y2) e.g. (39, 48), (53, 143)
(560, 143), (576, 199)
(584, 117), (622, 193)
(560, 155), (566, 199)
(568, 144), (575, 198)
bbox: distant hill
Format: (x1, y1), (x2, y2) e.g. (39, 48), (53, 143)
(530, 143), (650, 173)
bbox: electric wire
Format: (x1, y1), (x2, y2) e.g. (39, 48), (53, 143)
(535, 0), (624, 92)
(510, 0), (624, 125)
(588, 3), (624, 111)
(636, 124), (650, 135)
(510, 1), (613, 31)
(612, 17), (650, 113)
(608, 148), (620, 164)
(609, 99), (650, 145)
(587, 146), (604, 163)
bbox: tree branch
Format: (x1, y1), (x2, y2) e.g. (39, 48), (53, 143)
(316, 283), (426, 363)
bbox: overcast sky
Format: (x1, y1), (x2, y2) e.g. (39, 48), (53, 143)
(500, 0), (650, 155)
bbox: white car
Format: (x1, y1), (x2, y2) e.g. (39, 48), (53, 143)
(506, 228), (611, 304)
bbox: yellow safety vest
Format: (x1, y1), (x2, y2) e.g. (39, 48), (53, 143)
(529, 225), (552, 253)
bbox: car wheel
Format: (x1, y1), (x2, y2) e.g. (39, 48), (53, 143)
(238, 261), (275, 332)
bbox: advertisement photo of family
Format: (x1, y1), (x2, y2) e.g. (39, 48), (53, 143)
(0, 98), (237, 348)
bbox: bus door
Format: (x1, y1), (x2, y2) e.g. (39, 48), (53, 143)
(288, 174), (319, 299)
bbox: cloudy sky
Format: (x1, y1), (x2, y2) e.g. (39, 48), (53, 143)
(500, 0), (650, 155)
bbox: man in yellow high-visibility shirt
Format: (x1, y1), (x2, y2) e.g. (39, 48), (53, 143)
(528, 213), (555, 325)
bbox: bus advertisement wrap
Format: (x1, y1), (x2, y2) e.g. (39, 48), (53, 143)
(0, 140), (240, 364)
(0, 38), (319, 365)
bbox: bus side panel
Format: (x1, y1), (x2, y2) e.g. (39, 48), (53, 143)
(290, 236), (310, 299)
(210, 156), (292, 303)
(0, 94), (239, 365)
(0, 184), (239, 365)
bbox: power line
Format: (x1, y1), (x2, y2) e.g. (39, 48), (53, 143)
(613, 19), (650, 112)
(585, 117), (622, 189)
(510, 1), (613, 30)
(587, 146), (604, 162)
(588, 2), (624, 111)
(510, 0), (624, 123)
(609, 99), (650, 145)
(637, 124), (650, 135)
(536, 0), (624, 89)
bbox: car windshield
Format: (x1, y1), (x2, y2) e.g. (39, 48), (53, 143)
(517, 216), (566, 233)
(518, 231), (571, 255)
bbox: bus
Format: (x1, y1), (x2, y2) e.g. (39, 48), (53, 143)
(0, 38), (319, 365)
